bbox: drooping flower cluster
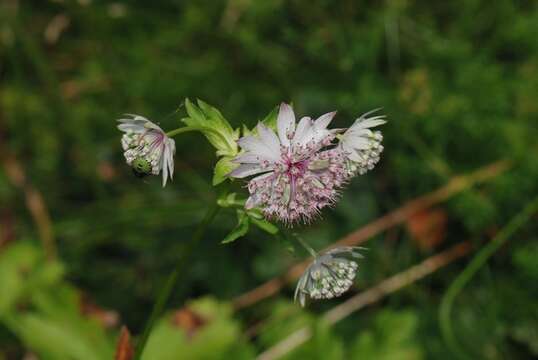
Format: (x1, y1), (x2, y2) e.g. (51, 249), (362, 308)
(339, 109), (386, 176)
(294, 246), (363, 307)
(229, 103), (385, 224)
(118, 115), (176, 187)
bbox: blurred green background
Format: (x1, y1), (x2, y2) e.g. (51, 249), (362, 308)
(1, 0), (537, 359)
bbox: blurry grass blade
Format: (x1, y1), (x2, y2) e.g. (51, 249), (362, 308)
(439, 196), (538, 359)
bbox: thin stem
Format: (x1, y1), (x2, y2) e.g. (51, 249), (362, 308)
(439, 196), (538, 359)
(293, 234), (318, 258)
(165, 126), (201, 137)
(134, 202), (221, 359)
(165, 125), (232, 150)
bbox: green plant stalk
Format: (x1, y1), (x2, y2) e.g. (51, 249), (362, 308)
(439, 196), (538, 359)
(166, 125), (233, 152)
(293, 234), (318, 258)
(134, 202), (221, 359)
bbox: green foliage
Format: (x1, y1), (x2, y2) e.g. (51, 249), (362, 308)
(0, 242), (115, 359)
(351, 310), (423, 360)
(142, 298), (254, 360)
(0, 242), (61, 315)
(183, 99), (240, 185)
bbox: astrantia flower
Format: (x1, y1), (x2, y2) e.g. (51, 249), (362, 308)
(118, 115), (176, 187)
(338, 110), (386, 176)
(229, 103), (348, 224)
(294, 246), (363, 307)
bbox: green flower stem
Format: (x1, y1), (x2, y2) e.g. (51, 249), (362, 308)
(217, 198), (247, 208)
(166, 126), (234, 153)
(439, 196), (538, 359)
(134, 202), (221, 359)
(165, 126), (201, 137)
(294, 234), (318, 258)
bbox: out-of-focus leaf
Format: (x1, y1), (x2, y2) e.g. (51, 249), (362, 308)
(142, 298), (254, 360)
(351, 310), (423, 359)
(0, 242), (114, 359)
(258, 301), (343, 359)
(0, 242), (63, 315)
(3, 313), (112, 360)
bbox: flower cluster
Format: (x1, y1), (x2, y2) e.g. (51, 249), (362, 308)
(338, 110), (386, 176)
(229, 103), (385, 224)
(295, 246), (363, 307)
(116, 101), (384, 308)
(118, 115), (176, 187)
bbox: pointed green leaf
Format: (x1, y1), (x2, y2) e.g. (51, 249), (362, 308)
(222, 211), (249, 244)
(261, 106), (279, 131)
(182, 98), (239, 159)
(249, 217), (279, 235)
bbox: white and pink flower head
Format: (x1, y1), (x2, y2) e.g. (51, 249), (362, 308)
(118, 115), (176, 187)
(229, 103), (385, 225)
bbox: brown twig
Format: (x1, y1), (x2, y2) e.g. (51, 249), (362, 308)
(233, 160), (510, 310)
(257, 241), (473, 360)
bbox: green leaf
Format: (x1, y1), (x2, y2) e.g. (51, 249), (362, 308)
(0, 242), (64, 316)
(249, 217), (279, 235)
(182, 98), (239, 158)
(351, 310), (423, 360)
(213, 156), (238, 186)
(217, 192), (237, 208)
(217, 192), (246, 208)
(242, 124), (253, 137)
(222, 211), (249, 244)
(4, 313), (111, 360)
(261, 105), (279, 130)
(142, 297), (255, 360)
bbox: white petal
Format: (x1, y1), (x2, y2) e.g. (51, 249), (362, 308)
(228, 163), (268, 178)
(277, 103), (296, 147)
(166, 138), (175, 180)
(347, 150), (363, 162)
(294, 273), (308, 303)
(300, 111), (336, 145)
(117, 114), (164, 133)
(117, 119), (146, 133)
(313, 111), (336, 132)
(355, 117), (386, 129)
(345, 136), (370, 150)
(233, 153), (263, 164)
(245, 193), (261, 209)
(293, 116), (312, 146)
(237, 136), (280, 161)
(161, 146), (169, 187)
(256, 123), (281, 154)
(251, 171), (274, 183)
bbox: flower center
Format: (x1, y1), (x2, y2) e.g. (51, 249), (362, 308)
(285, 159), (307, 177)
